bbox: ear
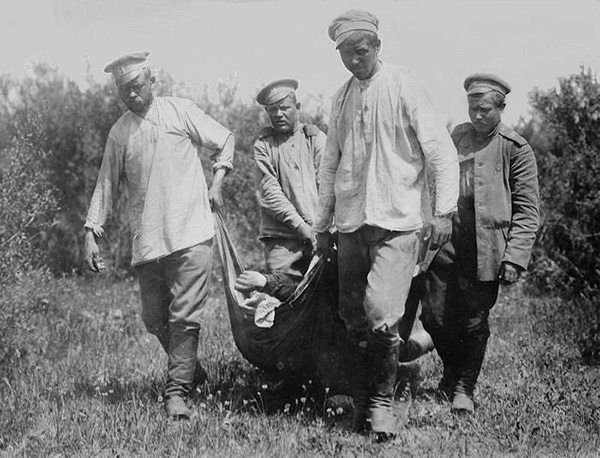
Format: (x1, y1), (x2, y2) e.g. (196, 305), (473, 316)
(375, 39), (382, 53)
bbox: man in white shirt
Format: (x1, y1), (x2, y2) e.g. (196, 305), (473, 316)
(315, 10), (459, 440)
(83, 51), (234, 419)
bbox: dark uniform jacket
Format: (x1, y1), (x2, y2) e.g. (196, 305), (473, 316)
(254, 124), (326, 240)
(451, 122), (540, 282)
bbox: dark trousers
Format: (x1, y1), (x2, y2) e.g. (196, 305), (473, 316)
(420, 209), (499, 396)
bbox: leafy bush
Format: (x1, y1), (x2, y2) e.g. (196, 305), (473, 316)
(0, 133), (58, 281)
(0, 63), (328, 276)
(522, 67), (600, 300)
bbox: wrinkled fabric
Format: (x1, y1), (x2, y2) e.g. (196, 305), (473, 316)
(255, 124), (326, 239)
(451, 122), (539, 280)
(314, 63), (459, 234)
(85, 97), (233, 265)
(215, 214), (435, 394)
(337, 227), (419, 335)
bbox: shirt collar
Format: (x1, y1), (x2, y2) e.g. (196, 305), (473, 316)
(356, 60), (384, 89)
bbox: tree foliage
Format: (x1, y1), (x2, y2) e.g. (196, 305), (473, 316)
(0, 62), (327, 276)
(524, 67), (600, 298)
(0, 134), (58, 282)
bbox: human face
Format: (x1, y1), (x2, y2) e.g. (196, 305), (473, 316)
(265, 95), (300, 134)
(468, 93), (503, 136)
(338, 36), (381, 80)
(117, 71), (154, 115)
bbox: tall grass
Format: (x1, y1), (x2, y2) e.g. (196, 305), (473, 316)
(1, 269), (599, 457)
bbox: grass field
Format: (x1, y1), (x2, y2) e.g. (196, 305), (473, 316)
(1, 268), (599, 457)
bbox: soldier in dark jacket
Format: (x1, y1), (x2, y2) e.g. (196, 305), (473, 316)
(234, 79), (326, 300)
(421, 73), (540, 413)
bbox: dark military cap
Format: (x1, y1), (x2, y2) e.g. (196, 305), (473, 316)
(256, 79), (299, 106)
(104, 51), (150, 85)
(328, 9), (379, 48)
(464, 73), (511, 96)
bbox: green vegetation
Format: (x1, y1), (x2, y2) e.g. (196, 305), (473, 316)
(1, 64), (600, 456)
(1, 274), (598, 456)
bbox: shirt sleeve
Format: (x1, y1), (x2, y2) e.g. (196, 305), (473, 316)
(84, 133), (124, 234)
(401, 72), (459, 216)
(313, 131), (327, 189)
(254, 138), (308, 232)
(183, 100), (234, 172)
(504, 143), (540, 269)
(313, 99), (341, 233)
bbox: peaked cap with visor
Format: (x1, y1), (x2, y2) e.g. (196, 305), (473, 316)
(104, 51), (151, 85)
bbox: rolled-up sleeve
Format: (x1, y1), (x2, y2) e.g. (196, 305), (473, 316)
(184, 100), (234, 172)
(402, 73), (459, 216)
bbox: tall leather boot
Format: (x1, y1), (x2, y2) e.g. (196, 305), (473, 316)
(346, 334), (370, 433)
(164, 329), (199, 419)
(368, 333), (401, 442)
(396, 330), (434, 402)
(429, 333), (460, 400)
(155, 328), (170, 355)
(398, 329), (434, 363)
(452, 335), (488, 414)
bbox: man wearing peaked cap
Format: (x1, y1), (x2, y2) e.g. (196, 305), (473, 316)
(255, 78), (298, 106)
(464, 73), (512, 97)
(315, 9), (459, 440)
(84, 51), (236, 420)
(104, 51), (151, 85)
(420, 73), (539, 414)
(234, 79), (326, 301)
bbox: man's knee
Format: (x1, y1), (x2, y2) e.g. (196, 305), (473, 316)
(463, 310), (490, 339)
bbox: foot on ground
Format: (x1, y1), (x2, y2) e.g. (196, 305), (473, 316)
(451, 392), (474, 414)
(165, 395), (191, 420)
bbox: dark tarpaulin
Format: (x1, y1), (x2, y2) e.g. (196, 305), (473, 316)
(214, 212), (351, 393)
(213, 212), (438, 394)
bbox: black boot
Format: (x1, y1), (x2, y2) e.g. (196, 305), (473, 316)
(430, 333), (460, 400)
(452, 336), (488, 414)
(368, 333), (401, 442)
(345, 334), (370, 433)
(164, 329), (199, 419)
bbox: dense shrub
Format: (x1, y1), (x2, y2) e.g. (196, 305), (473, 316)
(0, 133), (58, 281)
(0, 63), (327, 276)
(521, 67), (600, 300)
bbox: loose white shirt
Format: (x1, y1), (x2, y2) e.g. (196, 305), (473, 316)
(85, 97), (233, 265)
(314, 63), (458, 234)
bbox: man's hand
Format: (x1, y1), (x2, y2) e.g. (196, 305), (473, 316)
(315, 231), (332, 256)
(429, 213), (454, 249)
(297, 223), (316, 253)
(499, 262), (521, 285)
(84, 230), (104, 273)
(208, 185), (224, 213)
(209, 168), (227, 213)
(235, 271), (267, 294)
